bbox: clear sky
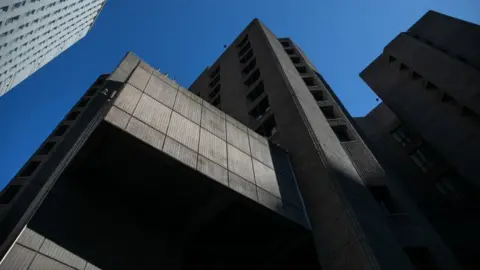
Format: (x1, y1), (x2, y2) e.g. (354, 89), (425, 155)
(0, 0), (479, 189)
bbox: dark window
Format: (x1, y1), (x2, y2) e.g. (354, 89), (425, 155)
(461, 107), (480, 124)
(85, 88), (96, 96)
(66, 111), (80, 121)
(244, 69), (260, 87)
(240, 49), (254, 64)
(320, 106), (336, 119)
(410, 149), (430, 172)
(369, 186), (401, 214)
(290, 56), (301, 64)
(0, 185), (21, 205)
(388, 55), (397, 63)
(249, 96), (270, 120)
(210, 66), (220, 78)
(77, 98), (89, 108)
(37, 141), (55, 155)
(19, 161), (41, 177)
(411, 71), (421, 80)
(209, 84), (221, 99)
(303, 77), (316, 87)
(296, 66), (307, 74)
(425, 40), (433, 46)
(246, 81), (265, 103)
(242, 58), (256, 75)
(53, 124), (69, 136)
(280, 41), (289, 47)
(311, 90), (324, 101)
(399, 63), (408, 71)
(425, 81), (437, 90)
(441, 93), (457, 105)
(332, 125), (352, 142)
(457, 55), (467, 63)
(212, 95), (221, 108)
(209, 74), (220, 88)
(404, 247), (438, 270)
(390, 125), (412, 147)
(256, 114), (277, 137)
(285, 48), (295, 55)
(238, 41), (251, 57)
(237, 35), (249, 48)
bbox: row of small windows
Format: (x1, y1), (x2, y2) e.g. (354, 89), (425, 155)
(0, 1), (102, 39)
(0, 85), (100, 205)
(0, 9), (97, 70)
(388, 55), (480, 125)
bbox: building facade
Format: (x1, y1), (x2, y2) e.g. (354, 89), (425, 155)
(0, 0), (106, 97)
(190, 19), (460, 270)
(359, 10), (480, 270)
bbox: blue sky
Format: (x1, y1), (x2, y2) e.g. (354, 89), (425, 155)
(0, 0), (479, 188)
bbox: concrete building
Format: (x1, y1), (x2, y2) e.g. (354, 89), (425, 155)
(0, 0), (106, 97)
(359, 11), (480, 270)
(189, 19), (460, 270)
(0, 19), (463, 269)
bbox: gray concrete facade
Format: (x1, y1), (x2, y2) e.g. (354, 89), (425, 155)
(359, 11), (480, 270)
(189, 18), (461, 270)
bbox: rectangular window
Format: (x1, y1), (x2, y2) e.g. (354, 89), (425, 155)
(13, 1), (26, 9)
(212, 95), (221, 108)
(19, 161), (41, 177)
(237, 35), (249, 48)
(311, 90), (324, 101)
(209, 66), (220, 78)
(410, 149), (430, 172)
(256, 114), (277, 138)
(1, 6), (9, 12)
(238, 41), (251, 57)
(280, 41), (290, 47)
(249, 96), (270, 120)
(240, 49), (254, 64)
(303, 77), (316, 87)
(53, 124), (69, 136)
(208, 74), (220, 88)
(246, 81), (264, 103)
(37, 141), (56, 155)
(77, 98), (89, 108)
(369, 186), (401, 214)
(285, 48), (295, 55)
(390, 125), (412, 147)
(5, 15), (20, 25)
(404, 247), (438, 270)
(242, 58), (256, 75)
(296, 66), (307, 74)
(243, 69), (260, 87)
(0, 185), (21, 205)
(332, 125), (352, 142)
(320, 106), (336, 119)
(290, 56), (301, 64)
(209, 84), (221, 99)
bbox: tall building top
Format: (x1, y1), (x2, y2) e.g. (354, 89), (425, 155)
(0, 0), (107, 97)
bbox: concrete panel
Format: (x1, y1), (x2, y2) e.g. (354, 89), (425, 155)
(138, 61), (155, 74)
(128, 67), (151, 91)
(203, 101), (226, 119)
(104, 106), (131, 129)
(118, 58), (137, 76)
(113, 84), (142, 114)
(201, 107), (226, 140)
(173, 92), (202, 124)
(247, 129), (268, 145)
(163, 137), (198, 168)
(227, 144), (254, 183)
(228, 172), (258, 201)
(257, 187), (282, 213)
(0, 244), (36, 270)
(17, 228), (45, 251)
(198, 128), (227, 168)
(133, 94), (172, 134)
(126, 117), (165, 151)
(144, 75), (178, 108)
(252, 158), (280, 197)
(167, 112), (200, 152)
(39, 239), (86, 269)
(197, 155), (228, 186)
(249, 136), (274, 168)
(108, 68), (129, 83)
(179, 86), (203, 104)
(29, 253), (75, 270)
(226, 121), (250, 154)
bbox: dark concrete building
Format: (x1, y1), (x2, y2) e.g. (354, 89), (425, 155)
(0, 18), (462, 270)
(359, 11), (480, 270)
(190, 19), (461, 270)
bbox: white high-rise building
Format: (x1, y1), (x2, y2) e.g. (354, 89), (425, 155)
(0, 0), (106, 97)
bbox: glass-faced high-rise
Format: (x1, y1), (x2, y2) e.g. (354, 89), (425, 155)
(0, 0), (106, 97)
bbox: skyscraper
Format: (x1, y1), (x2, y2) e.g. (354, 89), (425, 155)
(0, 0), (107, 97)
(359, 10), (480, 270)
(0, 19), (462, 269)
